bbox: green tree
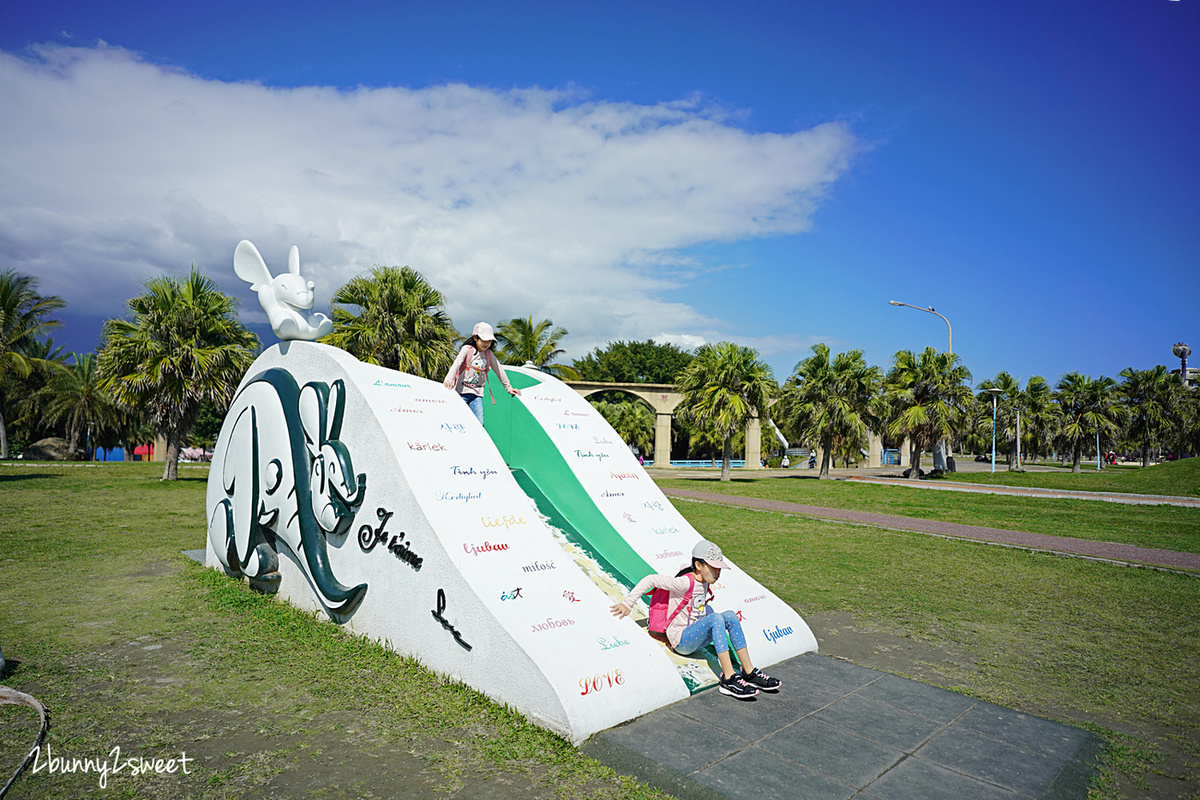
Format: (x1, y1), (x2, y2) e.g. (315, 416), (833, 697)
(0, 270), (66, 458)
(40, 353), (123, 458)
(974, 373), (1056, 469)
(781, 344), (881, 479)
(590, 398), (654, 456)
(323, 265), (457, 380)
(98, 269), (259, 480)
(881, 347), (973, 479)
(675, 342), (775, 481)
(494, 316), (581, 379)
(1118, 365), (1180, 467)
(1054, 372), (1129, 473)
(574, 340), (693, 384)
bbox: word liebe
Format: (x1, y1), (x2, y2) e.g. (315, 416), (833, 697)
(597, 635), (630, 651)
(451, 465), (499, 480)
(464, 540), (509, 556)
(531, 617), (575, 633)
(579, 669), (624, 696)
(764, 624), (795, 644)
(481, 513), (526, 529)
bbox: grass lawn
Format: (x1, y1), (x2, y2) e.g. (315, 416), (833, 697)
(675, 500), (1200, 799)
(0, 463), (666, 800)
(938, 457), (1200, 498)
(655, 461), (1200, 555)
(3, 461), (1197, 799)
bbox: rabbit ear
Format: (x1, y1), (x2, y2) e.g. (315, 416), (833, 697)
(233, 240), (271, 288)
(298, 382), (329, 451)
(288, 245), (301, 275)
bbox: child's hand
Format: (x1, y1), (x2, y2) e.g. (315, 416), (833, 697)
(508, 387), (521, 396)
(610, 602), (630, 619)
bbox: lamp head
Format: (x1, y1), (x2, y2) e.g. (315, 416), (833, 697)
(888, 300), (902, 306)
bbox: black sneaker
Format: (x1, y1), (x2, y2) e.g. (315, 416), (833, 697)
(718, 672), (759, 699)
(742, 668), (781, 692)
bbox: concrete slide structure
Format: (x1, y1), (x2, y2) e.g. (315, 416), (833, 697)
(205, 342), (815, 744)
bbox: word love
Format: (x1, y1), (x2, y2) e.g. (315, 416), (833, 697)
(655, 549), (684, 560)
(408, 441), (446, 451)
(609, 471), (639, 481)
(436, 490), (481, 504)
(652, 526), (680, 536)
(464, 540), (509, 556)
(597, 635), (630, 651)
(500, 587), (524, 601)
(432, 588), (471, 650)
(562, 590), (581, 603)
(642, 501), (665, 512)
(531, 616), (575, 633)
(441, 422), (467, 434)
(373, 379), (412, 388)
(764, 624), (795, 644)
(522, 560), (556, 573)
(451, 465), (499, 480)
(481, 513), (526, 529)
(574, 449), (610, 461)
(557, 423), (578, 430)
(358, 507), (423, 570)
(579, 669), (624, 696)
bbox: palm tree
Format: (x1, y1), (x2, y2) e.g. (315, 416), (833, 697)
(881, 347), (973, 479)
(494, 316), (581, 379)
(590, 398), (654, 456)
(1054, 372), (1128, 473)
(323, 265), (457, 380)
(1119, 365), (1180, 466)
(97, 269), (259, 480)
(40, 353), (123, 458)
(974, 372), (1056, 469)
(0, 270), (66, 458)
(781, 344), (881, 479)
(675, 342), (775, 481)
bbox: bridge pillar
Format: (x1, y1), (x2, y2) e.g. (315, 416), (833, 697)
(745, 416), (763, 469)
(654, 412), (674, 467)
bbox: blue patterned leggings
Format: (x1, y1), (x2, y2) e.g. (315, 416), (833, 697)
(675, 610), (746, 655)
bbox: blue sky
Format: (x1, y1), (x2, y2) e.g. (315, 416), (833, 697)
(2, 0), (1197, 387)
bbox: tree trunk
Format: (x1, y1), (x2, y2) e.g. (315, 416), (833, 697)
(819, 434), (833, 479)
(162, 432), (181, 481)
(720, 435), (732, 482)
(1071, 446), (1082, 474)
(909, 443), (921, 479)
(1142, 442), (1150, 468)
(0, 406), (8, 459)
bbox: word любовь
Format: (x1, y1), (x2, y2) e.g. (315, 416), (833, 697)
(531, 616), (575, 633)
(432, 588), (471, 650)
(358, 507), (423, 569)
(31, 744), (192, 790)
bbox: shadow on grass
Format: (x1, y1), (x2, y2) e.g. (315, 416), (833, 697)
(0, 473), (58, 483)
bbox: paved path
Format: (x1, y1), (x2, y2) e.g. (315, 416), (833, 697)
(661, 488), (1200, 573)
(585, 652), (1100, 800)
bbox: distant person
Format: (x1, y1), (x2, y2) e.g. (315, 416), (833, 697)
(443, 322), (520, 425)
(609, 540), (782, 699)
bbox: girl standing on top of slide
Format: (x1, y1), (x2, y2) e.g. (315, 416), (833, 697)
(443, 322), (520, 425)
(610, 540), (782, 699)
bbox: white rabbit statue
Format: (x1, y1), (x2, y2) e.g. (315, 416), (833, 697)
(234, 240), (334, 341)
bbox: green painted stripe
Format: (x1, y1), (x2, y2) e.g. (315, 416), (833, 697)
(485, 371), (654, 589)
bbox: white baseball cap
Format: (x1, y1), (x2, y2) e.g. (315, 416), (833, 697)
(472, 322), (496, 341)
(692, 540), (729, 569)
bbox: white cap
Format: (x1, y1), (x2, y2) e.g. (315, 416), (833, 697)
(692, 540), (729, 569)
(472, 322), (496, 341)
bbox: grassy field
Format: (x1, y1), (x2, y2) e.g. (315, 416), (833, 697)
(0, 463), (665, 800)
(938, 457), (1200, 497)
(3, 461), (1197, 798)
(656, 460), (1200, 555)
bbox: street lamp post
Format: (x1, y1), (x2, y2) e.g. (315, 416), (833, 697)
(890, 300), (954, 472)
(888, 300), (952, 354)
(986, 388), (1002, 474)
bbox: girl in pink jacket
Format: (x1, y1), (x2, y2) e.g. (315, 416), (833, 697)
(443, 322), (521, 425)
(610, 540), (781, 699)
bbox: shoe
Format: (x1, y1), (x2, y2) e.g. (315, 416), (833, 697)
(742, 668), (781, 692)
(718, 673), (759, 699)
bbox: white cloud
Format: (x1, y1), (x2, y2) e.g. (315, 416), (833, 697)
(0, 44), (858, 359)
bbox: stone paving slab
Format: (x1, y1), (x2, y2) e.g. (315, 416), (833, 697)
(583, 652), (1101, 800)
